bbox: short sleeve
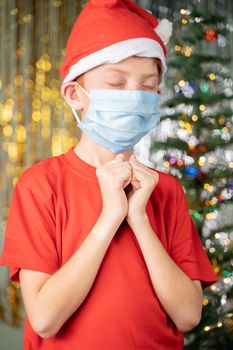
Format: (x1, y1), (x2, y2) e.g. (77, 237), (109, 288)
(170, 180), (218, 290)
(0, 180), (59, 284)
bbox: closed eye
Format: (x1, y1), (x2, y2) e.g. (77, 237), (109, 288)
(108, 83), (125, 87)
(141, 85), (158, 92)
(143, 85), (156, 89)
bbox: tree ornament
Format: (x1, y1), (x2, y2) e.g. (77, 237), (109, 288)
(198, 144), (208, 153)
(184, 165), (199, 178)
(204, 29), (217, 41)
(197, 170), (206, 182)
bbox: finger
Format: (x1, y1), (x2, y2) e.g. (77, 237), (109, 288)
(105, 161), (133, 173)
(131, 168), (148, 181)
(115, 153), (125, 160)
(131, 177), (141, 190)
(121, 167), (134, 188)
(131, 165), (158, 186)
(129, 161), (154, 176)
(101, 154), (127, 170)
(105, 153), (126, 165)
(129, 160), (158, 178)
(129, 154), (137, 160)
(123, 176), (133, 189)
(132, 167), (159, 189)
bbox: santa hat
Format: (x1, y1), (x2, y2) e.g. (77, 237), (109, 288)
(60, 0), (173, 85)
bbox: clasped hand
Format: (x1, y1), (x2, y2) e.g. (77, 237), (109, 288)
(123, 153), (159, 224)
(96, 152), (159, 227)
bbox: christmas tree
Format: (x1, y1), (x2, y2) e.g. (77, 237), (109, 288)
(149, 3), (233, 349)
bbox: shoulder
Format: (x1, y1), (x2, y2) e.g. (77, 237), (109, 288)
(147, 165), (183, 193)
(15, 153), (65, 199)
(146, 165), (187, 210)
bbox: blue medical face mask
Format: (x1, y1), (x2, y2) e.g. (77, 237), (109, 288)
(71, 82), (161, 154)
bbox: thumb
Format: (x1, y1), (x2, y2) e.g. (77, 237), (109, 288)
(105, 152), (125, 166)
(129, 154), (136, 160)
(115, 153), (125, 161)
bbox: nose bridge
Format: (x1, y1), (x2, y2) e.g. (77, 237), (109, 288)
(126, 80), (142, 90)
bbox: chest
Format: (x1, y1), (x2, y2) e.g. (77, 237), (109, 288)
(53, 178), (173, 267)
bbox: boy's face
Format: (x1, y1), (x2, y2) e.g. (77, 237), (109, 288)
(61, 55), (161, 118)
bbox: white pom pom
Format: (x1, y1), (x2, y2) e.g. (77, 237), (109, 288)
(154, 18), (173, 44)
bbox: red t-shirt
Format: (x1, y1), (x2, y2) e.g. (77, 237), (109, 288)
(0, 146), (218, 350)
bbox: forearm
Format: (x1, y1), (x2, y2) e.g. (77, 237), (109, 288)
(128, 214), (202, 333)
(33, 213), (122, 338)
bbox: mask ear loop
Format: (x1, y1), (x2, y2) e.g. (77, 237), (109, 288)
(71, 82), (91, 124)
(71, 108), (81, 124)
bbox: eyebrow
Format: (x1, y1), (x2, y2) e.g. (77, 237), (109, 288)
(103, 67), (158, 78)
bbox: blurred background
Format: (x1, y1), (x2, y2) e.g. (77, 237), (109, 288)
(0, 0), (233, 349)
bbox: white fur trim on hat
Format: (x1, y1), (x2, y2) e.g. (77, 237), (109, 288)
(63, 38), (167, 84)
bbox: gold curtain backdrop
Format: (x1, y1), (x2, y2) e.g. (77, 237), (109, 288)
(0, 0), (88, 325)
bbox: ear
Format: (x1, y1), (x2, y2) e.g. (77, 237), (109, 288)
(60, 82), (84, 110)
(156, 87), (161, 94)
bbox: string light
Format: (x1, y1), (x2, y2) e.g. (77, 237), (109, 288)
(174, 45), (182, 52)
(199, 104), (206, 111)
(176, 159), (184, 166)
(206, 212), (217, 220)
(180, 9), (187, 15)
(178, 80), (186, 87)
(192, 114), (199, 121)
(198, 156), (206, 166)
(184, 46), (192, 56)
(207, 156), (215, 163)
(209, 73), (216, 80)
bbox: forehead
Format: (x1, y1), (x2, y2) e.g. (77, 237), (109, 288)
(88, 56), (159, 77)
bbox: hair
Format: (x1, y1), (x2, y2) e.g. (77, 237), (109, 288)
(75, 73), (85, 86)
(153, 57), (162, 84)
(74, 57), (162, 87)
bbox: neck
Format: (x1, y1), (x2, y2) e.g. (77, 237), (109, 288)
(73, 133), (134, 167)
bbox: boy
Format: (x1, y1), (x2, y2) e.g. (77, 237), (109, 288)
(0, 1), (218, 349)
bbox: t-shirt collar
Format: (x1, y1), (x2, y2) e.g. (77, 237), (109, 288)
(63, 146), (98, 180)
